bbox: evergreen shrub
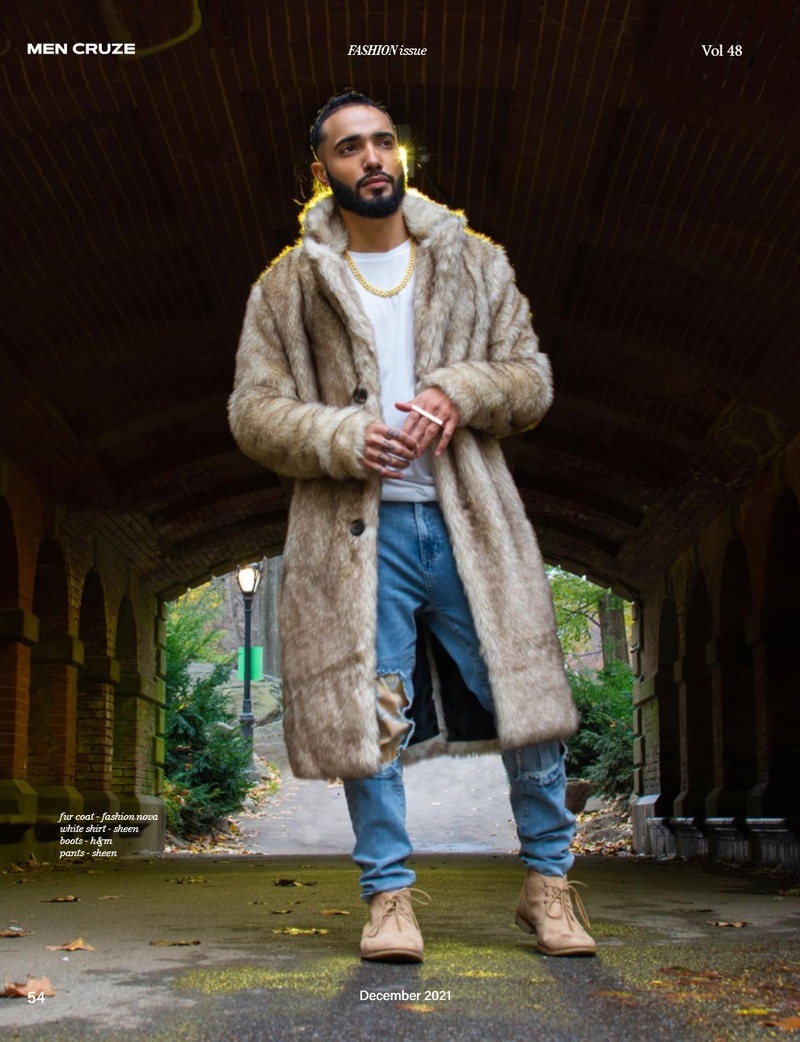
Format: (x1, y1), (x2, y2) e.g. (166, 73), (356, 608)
(566, 661), (634, 797)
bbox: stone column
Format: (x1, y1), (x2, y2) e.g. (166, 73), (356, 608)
(75, 655), (120, 817)
(0, 609), (39, 824)
(631, 668), (681, 855)
(29, 634), (84, 821)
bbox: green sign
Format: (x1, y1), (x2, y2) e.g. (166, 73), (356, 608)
(237, 646), (264, 681)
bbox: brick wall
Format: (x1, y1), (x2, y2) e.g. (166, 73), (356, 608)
(633, 431), (800, 861)
(0, 459), (164, 859)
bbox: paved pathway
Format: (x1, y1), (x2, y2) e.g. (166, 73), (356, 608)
(239, 722), (518, 857)
(2, 853), (798, 1041)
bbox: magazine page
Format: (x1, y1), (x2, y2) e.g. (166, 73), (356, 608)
(1, 2), (799, 1039)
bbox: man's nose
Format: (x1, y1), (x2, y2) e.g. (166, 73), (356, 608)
(363, 143), (383, 168)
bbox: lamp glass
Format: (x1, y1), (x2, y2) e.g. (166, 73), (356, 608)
(236, 563), (262, 595)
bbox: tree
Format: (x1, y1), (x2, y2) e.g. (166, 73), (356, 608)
(546, 566), (604, 664)
(546, 566), (634, 794)
(598, 591), (628, 665)
(546, 566), (631, 669)
(565, 661), (634, 795)
(165, 579), (231, 705)
(164, 582), (252, 837)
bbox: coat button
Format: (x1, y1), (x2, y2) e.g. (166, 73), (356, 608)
(353, 387), (368, 404)
(349, 520), (366, 536)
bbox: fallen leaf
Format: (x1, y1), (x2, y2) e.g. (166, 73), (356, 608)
(272, 927), (329, 935)
(97, 895), (124, 901)
(267, 909), (292, 914)
(45, 937), (95, 951)
(1, 975), (56, 998)
(43, 896), (79, 903)
(763, 1017), (800, 1031)
(168, 877), (207, 884)
(660, 967), (721, 981)
(319, 909), (350, 916)
(1, 928), (32, 938)
(149, 939), (201, 947)
(2, 856), (44, 875)
(707, 920), (749, 928)
(274, 878), (317, 887)
(735, 1008), (773, 1015)
(396, 1002), (439, 1012)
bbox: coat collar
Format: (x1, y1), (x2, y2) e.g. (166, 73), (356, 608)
(299, 188), (467, 254)
(298, 190), (467, 374)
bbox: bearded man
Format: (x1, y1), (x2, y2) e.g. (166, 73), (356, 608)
(228, 91), (596, 962)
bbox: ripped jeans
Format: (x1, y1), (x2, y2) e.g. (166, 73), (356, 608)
(344, 502), (575, 898)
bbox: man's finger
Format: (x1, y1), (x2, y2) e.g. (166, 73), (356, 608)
(434, 421), (457, 456)
(417, 423), (443, 455)
(365, 422), (417, 459)
(398, 410), (426, 443)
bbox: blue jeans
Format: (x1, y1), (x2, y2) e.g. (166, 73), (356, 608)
(344, 502), (575, 898)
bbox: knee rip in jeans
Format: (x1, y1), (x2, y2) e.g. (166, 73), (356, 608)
(506, 741), (566, 787)
(376, 672), (411, 764)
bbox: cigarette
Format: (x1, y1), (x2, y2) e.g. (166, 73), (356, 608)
(411, 404), (444, 426)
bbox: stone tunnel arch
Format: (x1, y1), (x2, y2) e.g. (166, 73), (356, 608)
(113, 596), (141, 795)
(635, 591), (682, 858)
(0, 498), (19, 610)
(706, 537), (755, 818)
(0, 499), (24, 779)
(76, 570), (116, 812)
(654, 594), (680, 814)
(29, 538), (76, 813)
(674, 572), (713, 822)
(757, 490), (800, 816)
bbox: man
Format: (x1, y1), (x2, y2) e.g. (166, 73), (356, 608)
(229, 91), (596, 962)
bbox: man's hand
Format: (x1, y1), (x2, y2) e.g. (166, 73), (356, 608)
(359, 422), (420, 479)
(396, 388), (460, 457)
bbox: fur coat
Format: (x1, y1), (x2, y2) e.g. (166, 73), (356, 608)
(228, 189), (578, 779)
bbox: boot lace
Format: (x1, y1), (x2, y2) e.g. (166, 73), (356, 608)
(375, 888), (431, 928)
(544, 879), (591, 929)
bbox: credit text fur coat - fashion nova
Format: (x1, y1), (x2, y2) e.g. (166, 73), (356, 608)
(228, 189), (579, 779)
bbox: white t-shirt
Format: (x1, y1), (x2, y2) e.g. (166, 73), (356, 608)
(347, 239), (438, 502)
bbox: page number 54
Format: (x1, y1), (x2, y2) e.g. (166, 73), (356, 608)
(28, 992), (46, 1003)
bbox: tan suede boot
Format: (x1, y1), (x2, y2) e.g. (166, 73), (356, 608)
(360, 888), (428, 963)
(515, 871), (597, 956)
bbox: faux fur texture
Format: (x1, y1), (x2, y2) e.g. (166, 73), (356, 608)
(229, 189), (579, 779)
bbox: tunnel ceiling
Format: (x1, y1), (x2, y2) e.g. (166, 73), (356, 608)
(1, 0), (799, 599)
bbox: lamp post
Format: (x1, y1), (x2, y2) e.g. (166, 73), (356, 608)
(236, 562), (263, 749)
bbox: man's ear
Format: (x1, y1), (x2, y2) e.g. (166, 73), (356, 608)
(311, 161), (328, 185)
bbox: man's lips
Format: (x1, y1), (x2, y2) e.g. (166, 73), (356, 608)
(359, 174), (391, 189)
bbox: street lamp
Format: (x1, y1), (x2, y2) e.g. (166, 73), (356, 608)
(236, 562), (263, 748)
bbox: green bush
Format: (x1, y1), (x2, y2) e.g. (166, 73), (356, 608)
(164, 586), (253, 837)
(165, 665), (253, 835)
(566, 661), (634, 796)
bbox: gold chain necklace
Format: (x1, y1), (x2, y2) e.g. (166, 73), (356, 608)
(344, 239), (416, 298)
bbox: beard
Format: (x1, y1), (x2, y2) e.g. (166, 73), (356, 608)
(325, 167), (406, 218)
